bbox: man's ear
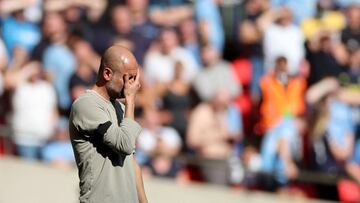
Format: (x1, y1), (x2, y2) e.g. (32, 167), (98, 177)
(103, 67), (113, 81)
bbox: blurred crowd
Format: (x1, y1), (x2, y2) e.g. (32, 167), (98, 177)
(0, 0), (360, 201)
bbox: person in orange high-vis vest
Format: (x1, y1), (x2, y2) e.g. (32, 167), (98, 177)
(260, 56), (306, 131)
(259, 56), (306, 187)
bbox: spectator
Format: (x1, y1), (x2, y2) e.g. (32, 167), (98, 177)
(55, 1), (106, 42)
(307, 78), (355, 173)
(31, 8), (71, 61)
(195, 0), (225, 53)
(127, 0), (160, 65)
(187, 89), (242, 159)
(259, 56), (306, 187)
(230, 0), (270, 134)
(327, 98), (355, 166)
(160, 61), (191, 144)
(193, 45), (240, 102)
(307, 31), (349, 86)
(148, 0), (192, 27)
(144, 28), (199, 85)
(236, 1), (266, 99)
(263, 7), (305, 75)
(186, 88), (242, 185)
(92, 5), (133, 54)
(1, 5), (41, 69)
(341, 4), (360, 54)
(178, 18), (201, 66)
(42, 118), (74, 169)
(11, 61), (58, 160)
(68, 36), (99, 101)
(301, 0), (346, 40)
(136, 107), (182, 178)
(42, 12), (76, 117)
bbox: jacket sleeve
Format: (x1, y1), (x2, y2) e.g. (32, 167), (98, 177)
(71, 99), (142, 155)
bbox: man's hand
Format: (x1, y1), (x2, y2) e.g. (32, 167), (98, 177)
(124, 68), (141, 102)
(124, 69), (141, 120)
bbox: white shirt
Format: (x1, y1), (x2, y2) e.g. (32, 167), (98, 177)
(144, 47), (199, 84)
(264, 23), (305, 75)
(12, 80), (57, 146)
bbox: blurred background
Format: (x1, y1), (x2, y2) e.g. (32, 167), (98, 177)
(0, 0), (360, 202)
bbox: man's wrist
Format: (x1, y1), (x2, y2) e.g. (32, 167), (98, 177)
(125, 97), (135, 105)
(124, 96), (136, 119)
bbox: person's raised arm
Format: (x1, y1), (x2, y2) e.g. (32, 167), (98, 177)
(0, 0), (36, 15)
(72, 0), (107, 22)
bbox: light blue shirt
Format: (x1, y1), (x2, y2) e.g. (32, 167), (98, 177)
(2, 16), (40, 59)
(43, 44), (76, 110)
(271, 0), (317, 24)
(336, 0), (360, 7)
(42, 141), (74, 162)
(351, 140), (360, 164)
(195, 0), (224, 52)
(327, 100), (354, 147)
(227, 104), (243, 136)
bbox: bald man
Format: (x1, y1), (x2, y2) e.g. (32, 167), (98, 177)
(69, 46), (148, 203)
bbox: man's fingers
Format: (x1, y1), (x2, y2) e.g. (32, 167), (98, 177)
(124, 74), (129, 84)
(135, 68), (140, 83)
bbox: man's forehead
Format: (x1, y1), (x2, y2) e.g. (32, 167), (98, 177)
(123, 62), (138, 74)
(127, 67), (138, 75)
(120, 55), (138, 73)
